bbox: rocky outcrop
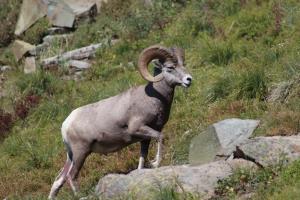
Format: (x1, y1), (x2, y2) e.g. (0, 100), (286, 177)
(15, 0), (104, 35)
(189, 118), (260, 165)
(95, 160), (256, 200)
(92, 132), (300, 200)
(14, 0), (47, 36)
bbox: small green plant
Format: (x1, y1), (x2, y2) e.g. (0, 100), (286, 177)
(206, 75), (234, 102)
(0, 47), (17, 67)
(237, 9), (271, 40)
(253, 160), (300, 199)
(0, 0), (20, 47)
(202, 39), (236, 66)
(214, 0), (242, 16)
(71, 15), (122, 49)
(23, 139), (53, 170)
(215, 168), (275, 199)
(154, 182), (200, 200)
(236, 68), (268, 100)
(21, 18), (50, 45)
(156, 186), (181, 200)
(16, 71), (59, 96)
(2, 134), (24, 157)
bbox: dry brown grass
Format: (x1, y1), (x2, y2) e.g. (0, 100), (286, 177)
(265, 111), (300, 136)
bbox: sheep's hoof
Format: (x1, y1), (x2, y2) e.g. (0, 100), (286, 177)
(150, 160), (160, 168)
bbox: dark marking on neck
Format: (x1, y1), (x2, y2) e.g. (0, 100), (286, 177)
(145, 83), (171, 105)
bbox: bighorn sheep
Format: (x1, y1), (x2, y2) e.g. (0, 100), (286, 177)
(48, 45), (192, 199)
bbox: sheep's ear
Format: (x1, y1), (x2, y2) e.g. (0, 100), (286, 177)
(153, 60), (163, 69)
(152, 60), (163, 76)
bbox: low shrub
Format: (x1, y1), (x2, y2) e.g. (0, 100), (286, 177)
(14, 94), (40, 120)
(0, 109), (13, 138)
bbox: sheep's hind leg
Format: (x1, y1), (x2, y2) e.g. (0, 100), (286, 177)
(48, 157), (72, 199)
(67, 147), (90, 196)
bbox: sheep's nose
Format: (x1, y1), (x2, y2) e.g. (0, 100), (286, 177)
(182, 75), (192, 87)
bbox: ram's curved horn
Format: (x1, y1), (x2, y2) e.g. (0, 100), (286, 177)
(138, 45), (174, 82)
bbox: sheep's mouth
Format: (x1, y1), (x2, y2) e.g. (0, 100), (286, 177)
(182, 82), (191, 88)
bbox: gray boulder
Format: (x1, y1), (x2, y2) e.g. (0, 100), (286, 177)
(24, 57), (37, 74)
(236, 135), (300, 167)
(91, 135), (300, 200)
(95, 160), (255, 200)
(189, 118), (260, 165)
(11, 40), (36, 61)
(0, 66), (12, 73)
(14, 0), (47, 36)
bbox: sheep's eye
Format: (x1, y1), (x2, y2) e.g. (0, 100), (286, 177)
(166, 66), (175, 69)
(166, 66), (175, 72)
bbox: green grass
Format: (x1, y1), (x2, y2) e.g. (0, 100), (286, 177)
(21, 18), (50, 45)
(0, 0), (20, 47)
(214, 159), (300, 200)
(1, 0), (300, 199)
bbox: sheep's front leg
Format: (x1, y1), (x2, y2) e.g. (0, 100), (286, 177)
(132, 126), (163, 169)
(133, 126), (161, 139)
(150, 135), (163, 168)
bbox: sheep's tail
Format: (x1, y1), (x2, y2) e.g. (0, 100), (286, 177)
(64, 139), (73, 162)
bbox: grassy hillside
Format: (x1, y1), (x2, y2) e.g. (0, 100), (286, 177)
(0, 0), (300, 199)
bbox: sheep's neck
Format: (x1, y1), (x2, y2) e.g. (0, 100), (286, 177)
(150, 79), (175, 105)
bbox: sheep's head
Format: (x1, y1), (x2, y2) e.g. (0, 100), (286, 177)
(138, 45), (192, 87)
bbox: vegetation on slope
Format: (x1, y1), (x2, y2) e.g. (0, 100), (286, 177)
(0, 0), (300, 199)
